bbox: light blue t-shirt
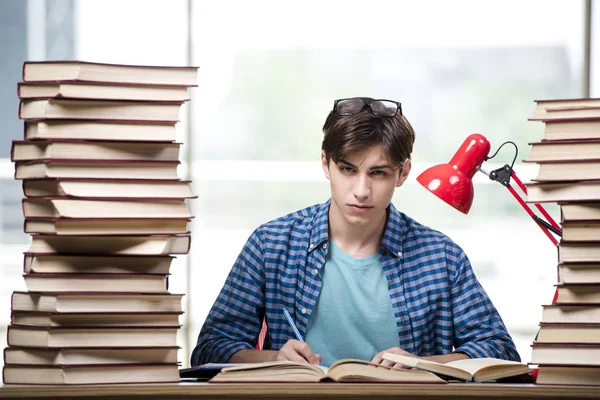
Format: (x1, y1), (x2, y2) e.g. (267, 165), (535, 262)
(304, 240), (399, 367)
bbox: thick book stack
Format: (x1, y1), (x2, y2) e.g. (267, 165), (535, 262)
(525, 98), (600, 386)
(4, 61), (198, 385)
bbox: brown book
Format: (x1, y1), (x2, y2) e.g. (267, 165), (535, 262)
(23, 254), (173, 275)
(22, 198), (191, 218)
(7, 325), (179, 348)
(559, 242), (600, 263)
(529, 98), (600, 121)
(209, 359), (445, 383)
(554, 284), (600, 304)
(542, 120), (600, 141)
(532, 160), (600, 182)
(536, 323), (600, 343)
(22, 61), (198, 86)
(526, 181), (600, 203)
(26, 234), (191, 255)
(558, 263), (600, 284)
(14, 159), (180, 180)
(24, 218), (190, 235)
(380, 353), (531, 382)
(11, 311), (182, 327)
(23, 273), (169, 293)
(18, 81), (191, 102)
(562, 222), (600, 242)
(11, 140), (181, 162)
(542, 304), (600, 323)
(536, 365), (600, 385)
(3, 363), (180, 384)
(23, 179), (196, 199)
(561, 203), (600, 222)
(11, 292), (183, 313)
(4, 346), (179, 365)
(19, 99), (183, 122)
(25, 120), (177, 141)
(525, 140), (600, 162)
(531, 343), (600, 366)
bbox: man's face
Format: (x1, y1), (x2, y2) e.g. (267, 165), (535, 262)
(321, 144), (411, 227)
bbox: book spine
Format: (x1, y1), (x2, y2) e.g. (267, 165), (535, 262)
(22, 122), (29, 140)
(22, 255), (30, 273)
(17, 101), (24, 120)
(9, 141), (16, 162)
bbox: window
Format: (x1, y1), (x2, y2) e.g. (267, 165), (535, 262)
(0, 0), (590, 367)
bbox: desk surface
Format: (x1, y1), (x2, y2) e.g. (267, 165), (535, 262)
(0, 382), (599, 400)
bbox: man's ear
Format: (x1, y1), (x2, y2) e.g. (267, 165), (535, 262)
(321, 151), (331, 180)
(396, 159), (412, 187)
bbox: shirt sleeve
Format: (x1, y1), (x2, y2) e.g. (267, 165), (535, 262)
(448, 243), (521, 362)
(190, 228), (266, 365)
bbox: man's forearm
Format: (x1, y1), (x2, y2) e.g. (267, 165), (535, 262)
(229, 349), (279, 363)
(423, 352), (470, 364)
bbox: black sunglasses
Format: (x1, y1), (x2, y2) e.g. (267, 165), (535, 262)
(333, 98), (402, 117)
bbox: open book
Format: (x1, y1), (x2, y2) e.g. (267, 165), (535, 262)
(381, 353), (531, 382)
(209, 359), (445, 383)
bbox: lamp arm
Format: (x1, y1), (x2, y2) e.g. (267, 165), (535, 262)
(509, 171), (562, 232)
(479, 164), (561, 247)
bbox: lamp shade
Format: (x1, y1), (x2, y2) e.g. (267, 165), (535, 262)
(416, 134), (491, 214)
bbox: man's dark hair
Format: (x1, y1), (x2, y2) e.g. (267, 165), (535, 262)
(321, 98), (415, 168)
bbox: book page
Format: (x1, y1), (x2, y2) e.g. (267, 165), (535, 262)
(219, 361), (324, 374)
(445, 357), (522, 375)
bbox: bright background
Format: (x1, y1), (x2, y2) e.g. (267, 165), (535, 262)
(1, 0), (599, 368)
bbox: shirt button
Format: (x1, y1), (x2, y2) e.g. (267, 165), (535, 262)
(397, 251), (403, 257)
(301, 308), (307, 315)
(309, 244), (315, 251)
(313, 268), (319, 275)
(323, 243), (328, 250)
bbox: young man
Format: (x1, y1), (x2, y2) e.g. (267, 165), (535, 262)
(191, 97), (520, 367)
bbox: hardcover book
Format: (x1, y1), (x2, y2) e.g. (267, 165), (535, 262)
(22, 61), (198, 86)
(22, 198), (191, 218)
(24, 120), (177, 141)
(380, 353), (531, 382)
(26, 234), (191, 255)
(208, 359), (445, 383)
(15, 159), (180, 180)
(4, 346), (179, 365)
(19, 99), (183, 122)
(22, 179), (195, 199)
(11, 140), (181, 162)
(11, 292), (184, 313)
(3, 363), (180, 385)
(18, 81), (191, 102)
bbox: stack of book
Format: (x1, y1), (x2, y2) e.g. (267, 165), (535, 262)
(525, 98), (600, 385)
(4, 61), (198, 385)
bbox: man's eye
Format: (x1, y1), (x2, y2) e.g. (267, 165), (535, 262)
(371, 170), (386, 176)
(341, 167), (354, 173)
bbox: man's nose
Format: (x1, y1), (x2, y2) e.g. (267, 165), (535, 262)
(353, 175), (371, 200)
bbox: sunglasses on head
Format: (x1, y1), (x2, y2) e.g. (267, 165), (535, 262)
(333, 97), (402, 117)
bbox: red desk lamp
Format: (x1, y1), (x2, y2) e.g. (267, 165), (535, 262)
(417, 134), (562, 379)
(416, 133), (562, 245)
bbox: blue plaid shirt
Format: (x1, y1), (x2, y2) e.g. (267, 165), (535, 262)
(191, 200), (520, 365)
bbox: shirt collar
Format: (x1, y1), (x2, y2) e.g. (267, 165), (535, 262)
(307, 200), (330, 252)
(308, 200), (407, 257)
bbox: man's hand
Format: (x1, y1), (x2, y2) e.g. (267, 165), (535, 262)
(371, 347), (416, 369)
(277, 339), (322, 365)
